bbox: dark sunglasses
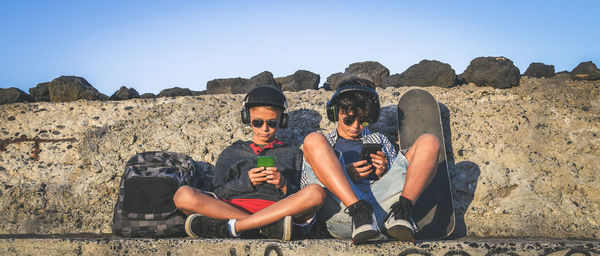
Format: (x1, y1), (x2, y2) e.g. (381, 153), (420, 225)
(342, 116), (369, 126)
(251, 119), (280, 128)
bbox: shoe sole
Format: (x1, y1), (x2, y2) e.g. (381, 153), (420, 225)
(184, 214), (201, 238)
(352, 229), (380, 245)
(282, 216), (292, 241)
(387, 225), (414, 242)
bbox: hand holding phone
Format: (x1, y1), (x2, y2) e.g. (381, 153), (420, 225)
(360, 143), (383, 180)
(360, 144), (382, 165)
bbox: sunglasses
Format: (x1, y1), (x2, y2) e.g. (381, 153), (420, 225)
(251, 119), (280, 128)
(342, 116), (369, 126)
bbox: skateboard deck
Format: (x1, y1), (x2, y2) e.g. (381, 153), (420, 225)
(397, 88), (455, 240)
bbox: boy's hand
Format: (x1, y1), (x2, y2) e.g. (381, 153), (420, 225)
(370, 151), (388, 179)
(264, 167), (287, 194)
(248, 167), (269, 186)
(345, 160), (373, 181)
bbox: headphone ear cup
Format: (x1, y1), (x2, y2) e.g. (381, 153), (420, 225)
(241, 108), (250, 124)
(279, 113), (289, 128)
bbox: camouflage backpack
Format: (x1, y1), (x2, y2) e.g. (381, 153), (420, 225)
(112, 151), (210, 237)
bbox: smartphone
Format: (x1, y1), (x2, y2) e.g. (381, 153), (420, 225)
(256, 156), (274, 168)
(360, 143), (383, 164)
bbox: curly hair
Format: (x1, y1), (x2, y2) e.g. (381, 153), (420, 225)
(334, 77), (378, 120)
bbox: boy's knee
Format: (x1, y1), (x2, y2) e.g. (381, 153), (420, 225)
(173, 185), (195, 209)
(419, 133), (441, 151)
(303, 184), (326, 206)
(303, 132), (327, 151)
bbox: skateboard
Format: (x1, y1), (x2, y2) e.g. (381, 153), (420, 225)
(397, 88), (455, 240)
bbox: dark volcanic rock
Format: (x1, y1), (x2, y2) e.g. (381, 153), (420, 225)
(206, 71), (280, 94)
(207, 77), (246, 94)
(390, 60), (456, 88)
(325, 73), (362, 91)
(157, 87), (193, 98)
(456, 73), (467, 85)
(248, 71), (279, 89)
(191, 90), (206, 96)
(384, 74), (403, 88)
(276, 70), (320, 92)
(463, 56), (521, 88)
(0, 87), (34, 105)
(140, 93), (156, 99)
(29, 82), (50, 102)
(44, 76), (109, 102)
(110, 86), (140, 100)
(344, 61), (389, 88)
(524, 62), (555, 78)
(571, 61), (600, 81)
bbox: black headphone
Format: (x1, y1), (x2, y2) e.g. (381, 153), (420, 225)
(240, 89), (289, 129)
(326, 85), (380, 123)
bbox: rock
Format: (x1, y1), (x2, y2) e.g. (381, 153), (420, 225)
(523, 62), (555, 78)
(248, 71), (279, 89)
(390, 60), (456, 88)
(206, 77), (246, 94)
(276, 70), (320, 92)
(0, 87), (34, 105)
(139, 93), (156, 99)
(325, 72), (361, 91)
(207, 71), (280, 94)
(456, 73), (467, 85)
(384, 74), (403, 88)
(156, 87), (193, 98)
(40, 76), (109, 102)
(191, 90), (206, 96)
(462, 56), (521, 88)
(29, 82), (50, 102)
(110, 86), (140, 100)
(344, 61), (390, 88)
(571, 61), (600, 81)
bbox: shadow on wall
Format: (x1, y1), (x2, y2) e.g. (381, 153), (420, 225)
(278, 109), (323, 146)
(440, 103), (481, 239)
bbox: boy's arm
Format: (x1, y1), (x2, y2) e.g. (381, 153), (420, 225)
(282, 149), (303, 196)
(212, 158), (256, 199)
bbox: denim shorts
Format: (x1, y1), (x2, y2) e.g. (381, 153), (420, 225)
(301, 151), (409, 239)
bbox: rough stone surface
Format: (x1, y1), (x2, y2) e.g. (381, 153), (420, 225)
(384, 74), (403, 88)
(0, 237), (598, 256)
(344, 61), (390, 88)
(139, 93), (156, 99)
(0, 77), (599, 239)
(571, 61), (600, 81)
(0, 88), (34, 105)
(463, 57), (521, 88)
(156, 87), (193, 98)
(29, 82), (51, 102)
(276, 70), (320, 92)
(207, 71), (280, 94)
(524, 62), (555, 78)
(325, 72), (361, 91)
(110, 86), (140, 100)
(388, 60), (456, 88)
(35, 76), (110, 102)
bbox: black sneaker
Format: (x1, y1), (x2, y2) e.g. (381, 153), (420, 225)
(344, 200), (379, 244)
(384, 197), (418, 242)
(184, 214), (231, 238)
(259, 215), (293, 240)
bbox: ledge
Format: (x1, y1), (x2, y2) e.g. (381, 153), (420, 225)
(1, 235), (598, 256)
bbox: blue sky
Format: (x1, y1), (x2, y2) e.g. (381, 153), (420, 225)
(1, 0), (599, 95)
